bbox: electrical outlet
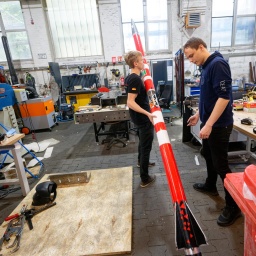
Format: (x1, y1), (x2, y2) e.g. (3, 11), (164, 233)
(38, 53), (47, 59)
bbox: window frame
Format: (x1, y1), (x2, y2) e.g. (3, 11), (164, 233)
(211, 0), (256, 49)
(44, 0), (103, 59)
(120, 0), (171, 54)
(0, 0), (32, 62)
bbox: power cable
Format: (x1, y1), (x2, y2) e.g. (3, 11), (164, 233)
(19, 102), (41, 152)
(26, 0), (34, 25)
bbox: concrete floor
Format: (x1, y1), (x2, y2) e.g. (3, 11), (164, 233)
(1, 107), (253, 255)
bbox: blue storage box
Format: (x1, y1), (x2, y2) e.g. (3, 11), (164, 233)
(0, 83), (17, 110)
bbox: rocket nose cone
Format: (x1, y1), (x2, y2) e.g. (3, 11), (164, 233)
(131, 19), (137, 34)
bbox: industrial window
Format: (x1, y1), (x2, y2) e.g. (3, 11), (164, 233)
(45, 0), (103, 58)
(120, 0), (169, 53)
(211, 0), (256, 47)
(0, 1), (32, 62)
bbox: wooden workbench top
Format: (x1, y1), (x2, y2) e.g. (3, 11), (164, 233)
(190, 107), (256, 139)
(0, 167), (133, 256)
(233, 111), (256, 139)
(0, 134), (25, 146)
(63, 90), (98, 95)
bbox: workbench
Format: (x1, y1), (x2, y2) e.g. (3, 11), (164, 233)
(189, 108), (256, 157)
(75, 106), (130, 144)
(0, 134), (30, 196)
(0, 167), (133, 255)
(229, 110), (256, 158)
(232, 111), (256, 140)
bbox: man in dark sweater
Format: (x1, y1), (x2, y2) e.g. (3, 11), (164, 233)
(184, 37), (241, 226)
(124, 50), (156, 188)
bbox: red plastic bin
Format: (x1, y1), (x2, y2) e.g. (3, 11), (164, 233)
(224, 164), (256, 256)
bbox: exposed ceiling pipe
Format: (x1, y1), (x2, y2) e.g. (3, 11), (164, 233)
(0, 11), (19, 85)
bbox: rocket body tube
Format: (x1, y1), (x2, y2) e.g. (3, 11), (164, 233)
(130, 19), (207, 254)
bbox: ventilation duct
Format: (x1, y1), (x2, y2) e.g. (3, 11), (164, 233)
(185, 12), (201, 28)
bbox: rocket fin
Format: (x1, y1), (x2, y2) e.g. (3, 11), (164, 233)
(175, 201), (207, 250)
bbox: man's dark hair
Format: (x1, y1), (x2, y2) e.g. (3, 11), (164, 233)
(183, 37), (207, 50)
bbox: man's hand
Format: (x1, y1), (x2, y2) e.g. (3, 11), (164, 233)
(187, 113), (199, 126)
(147, 113), (156, 124)
(199, 124), (212, 139)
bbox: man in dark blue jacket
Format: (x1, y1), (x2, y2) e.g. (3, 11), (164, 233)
(184, 37), (241, 226)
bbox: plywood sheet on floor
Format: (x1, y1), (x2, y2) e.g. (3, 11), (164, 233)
(0, 167), (133, 256)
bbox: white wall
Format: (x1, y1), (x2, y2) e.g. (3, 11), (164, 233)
(1, 0), (255, 95)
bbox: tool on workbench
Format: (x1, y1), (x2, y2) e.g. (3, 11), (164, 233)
(0, 205), (26, 253)
(32, 181), (57, 206)
(0, 216), (25, 253)
(1, 202), (57, 253)
(48, 172), (91, 187)
(5, 202), (57, 229)
(241, 118), (253, 125)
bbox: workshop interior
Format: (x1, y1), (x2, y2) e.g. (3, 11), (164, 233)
(0, 0), (256, 255)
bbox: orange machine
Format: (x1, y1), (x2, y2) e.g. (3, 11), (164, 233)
(19, 95), (56, 130)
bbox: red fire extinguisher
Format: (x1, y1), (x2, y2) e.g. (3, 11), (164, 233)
(120, 76), (124, 86)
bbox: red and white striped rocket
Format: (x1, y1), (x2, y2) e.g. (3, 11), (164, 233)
(131, 20), (207, 256)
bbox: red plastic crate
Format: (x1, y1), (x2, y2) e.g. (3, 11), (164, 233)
(225, 165), (256, 256)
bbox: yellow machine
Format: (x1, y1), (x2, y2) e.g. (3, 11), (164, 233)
(64, 90), (98, 112)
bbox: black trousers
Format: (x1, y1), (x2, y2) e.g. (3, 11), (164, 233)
(137, 122), (154, 182)
(202, 123), (238, 207)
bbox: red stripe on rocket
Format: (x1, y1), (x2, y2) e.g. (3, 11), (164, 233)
(131, 19), (207, 255)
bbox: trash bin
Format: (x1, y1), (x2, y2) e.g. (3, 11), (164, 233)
(224, 164), (256, 256)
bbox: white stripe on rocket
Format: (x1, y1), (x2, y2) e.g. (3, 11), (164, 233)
(156, 129), (170, 146)
(144, 75), (152, 82)
(153, 110), (165, 124)
(144, 64), (150, 69)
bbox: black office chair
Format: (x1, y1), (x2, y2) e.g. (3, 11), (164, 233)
(159, 83), (172, 108)
(156, 81), (165, 98)
(158, 83), (173, 123)
(101, 121), (128, 150)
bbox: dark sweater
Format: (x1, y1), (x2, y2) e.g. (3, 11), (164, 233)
(199, 51), (233, 127)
